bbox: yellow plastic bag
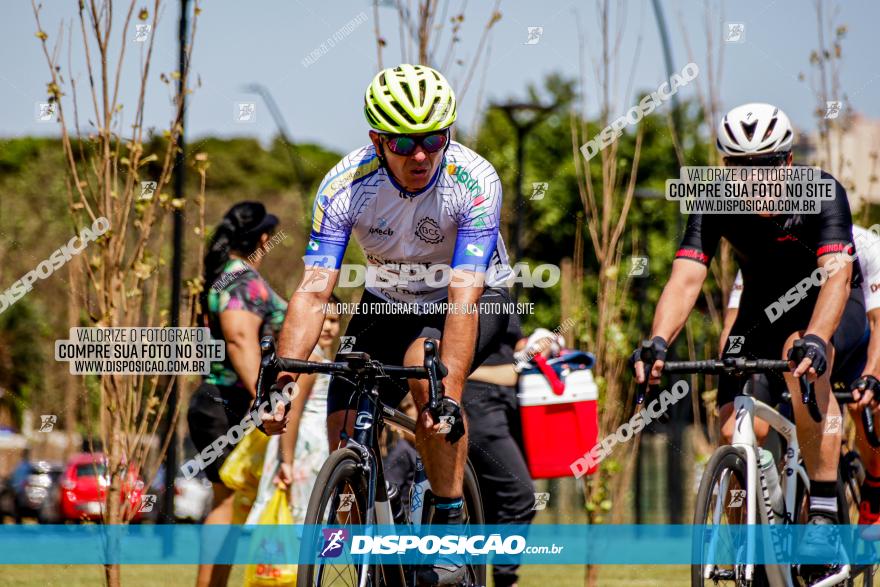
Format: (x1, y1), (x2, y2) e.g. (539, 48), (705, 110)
(219, 427), (269, 498)
(243, 489), (297, 587)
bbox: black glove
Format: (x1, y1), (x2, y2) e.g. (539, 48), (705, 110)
(424, 397), (466, 444)
(851, 375), (880, 400)
(788, 334), (828, 376)
(629, 336), (669, 370)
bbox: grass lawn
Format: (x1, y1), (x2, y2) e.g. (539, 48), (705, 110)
(1, 564), (689, 586)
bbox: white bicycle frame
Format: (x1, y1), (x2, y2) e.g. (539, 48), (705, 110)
(700, 390), (850, 587)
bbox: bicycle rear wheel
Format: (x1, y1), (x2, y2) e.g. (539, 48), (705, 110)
(692, 445), (769, 586)
(298, 447), (382, 587)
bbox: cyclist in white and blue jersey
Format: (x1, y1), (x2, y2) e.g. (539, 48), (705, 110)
(262, 64), (515, 586)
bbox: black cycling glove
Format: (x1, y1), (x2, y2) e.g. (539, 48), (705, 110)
(424, 397), (466, 444)
(788, 334), (828, 376)
(851, 375), (880, 400)
(629, 336), (669, 370)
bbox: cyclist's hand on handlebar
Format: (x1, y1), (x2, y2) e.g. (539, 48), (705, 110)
(420, 397), (466, 443)
(788, 334), (828, 379)
(630, 336), (668, 385)
(851, 375), (880, 409)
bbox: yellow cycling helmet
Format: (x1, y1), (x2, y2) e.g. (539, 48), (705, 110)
(364, 64), (457, 134)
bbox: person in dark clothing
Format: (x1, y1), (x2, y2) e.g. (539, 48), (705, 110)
(462, 312), (535, 587)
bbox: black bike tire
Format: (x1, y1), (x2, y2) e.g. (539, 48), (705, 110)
(298, 447), (376, 587)
(692, 445), (769, 586)
(462, 459), (487, 586)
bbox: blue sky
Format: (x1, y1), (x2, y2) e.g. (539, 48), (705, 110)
(2, 0), (879, 154)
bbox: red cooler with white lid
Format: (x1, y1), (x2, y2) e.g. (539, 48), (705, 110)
(517, 350), (599, 479)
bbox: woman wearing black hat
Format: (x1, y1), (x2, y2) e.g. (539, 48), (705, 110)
(188, 202), (292, 587)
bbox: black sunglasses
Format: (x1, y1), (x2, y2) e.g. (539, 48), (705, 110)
(380, 130), (449, 156)
(723, 153), (789, 167)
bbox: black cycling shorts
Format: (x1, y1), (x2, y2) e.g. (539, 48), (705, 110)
(187, 382), (252, 484)
(326, 287), (513, 414)
(717, 285), (868, 407)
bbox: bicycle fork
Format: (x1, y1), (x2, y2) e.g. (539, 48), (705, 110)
(350, 389), (403, 587)
(731, 396), (793, 587)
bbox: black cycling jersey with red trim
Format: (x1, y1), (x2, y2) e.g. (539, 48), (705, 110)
(676, 170), (861, 309)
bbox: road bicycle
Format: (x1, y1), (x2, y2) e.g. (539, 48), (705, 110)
(253, 336), (486, 587)
(638, 340), (878, 587)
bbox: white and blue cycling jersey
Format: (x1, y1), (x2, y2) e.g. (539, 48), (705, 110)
(304, 141), (513, 305)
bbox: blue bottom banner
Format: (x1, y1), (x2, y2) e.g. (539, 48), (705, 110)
(0, 524), (878, 565)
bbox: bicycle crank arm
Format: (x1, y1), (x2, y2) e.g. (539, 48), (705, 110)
(808, 564), (851, 587)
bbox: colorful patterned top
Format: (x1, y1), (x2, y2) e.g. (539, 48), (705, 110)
(204, 258), (287, 388)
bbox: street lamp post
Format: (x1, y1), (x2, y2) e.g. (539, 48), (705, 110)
(492, 102), (555, 301)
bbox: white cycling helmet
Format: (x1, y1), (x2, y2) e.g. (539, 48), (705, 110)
(716, 103), (794, 157)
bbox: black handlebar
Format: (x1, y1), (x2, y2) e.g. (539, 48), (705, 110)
(252, 336), (447, 433)
(636, 339), (819, 422)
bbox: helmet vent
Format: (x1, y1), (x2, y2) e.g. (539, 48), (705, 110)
(418, 79), (427, 102)
(392, 102), (417, 125)
(763, 117), (777, 141)
(723, 122), (737, 144)
(740, 120), (758, 141)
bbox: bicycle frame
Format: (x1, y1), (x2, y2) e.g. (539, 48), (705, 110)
(703, 389), (849, 587)
(342, 383), (420, 587)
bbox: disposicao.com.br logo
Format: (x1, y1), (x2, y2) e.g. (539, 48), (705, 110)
(349, 533), (553, 556)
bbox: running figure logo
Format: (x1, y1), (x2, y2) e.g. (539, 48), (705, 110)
(438, 416), (454, 434)
(530, 182), (548, 201)
(39, 415), (57, 432)
(524, 27), (543, 45)
(337, 493), (355, 513)
(725, 23), (745, 43)
(532, 492), (550, 511)
(728, 489), (746, 508)
(727, 336), (745, 354)
(320, 529), (350, 559)
(825, 101), (842, 119)
(629, 256), (648, 277)
(339, 336), (356, 353)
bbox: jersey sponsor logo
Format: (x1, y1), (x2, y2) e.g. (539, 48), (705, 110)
(675, 248), (709, 264)
(369, 226), (395, 236)
(817, 242), (853, 257)
(447, 163), (482, 197)
(415, 216), (444, 244)
(776, 234), (797, 242)
(313, 154), (381, 232)
(447, 161), (493, 229)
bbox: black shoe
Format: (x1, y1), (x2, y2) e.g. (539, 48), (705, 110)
(415, 558), (466, 586)
(797, 514), (844, 582)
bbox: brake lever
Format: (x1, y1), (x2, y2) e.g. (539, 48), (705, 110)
(791, 339), (823, 423)
(252, 336), (280, 434)
(636, 340), (655, 406)
(864, 406), (880, 448)
(423, 338), (447, 415)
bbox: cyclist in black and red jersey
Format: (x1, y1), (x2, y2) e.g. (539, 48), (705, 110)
(632, 103), (867, 570)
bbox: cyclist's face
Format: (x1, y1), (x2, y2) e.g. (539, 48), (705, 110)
(723, 152), (794, 217)
(369, 131), (446, 191)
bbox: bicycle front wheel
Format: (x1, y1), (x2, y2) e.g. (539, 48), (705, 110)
(461, 459), (486, 586)
(692, 445), (768, 587)
(298, 447), (378, 587)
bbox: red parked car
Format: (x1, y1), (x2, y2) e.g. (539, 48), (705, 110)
(59, 453), (145, 522)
